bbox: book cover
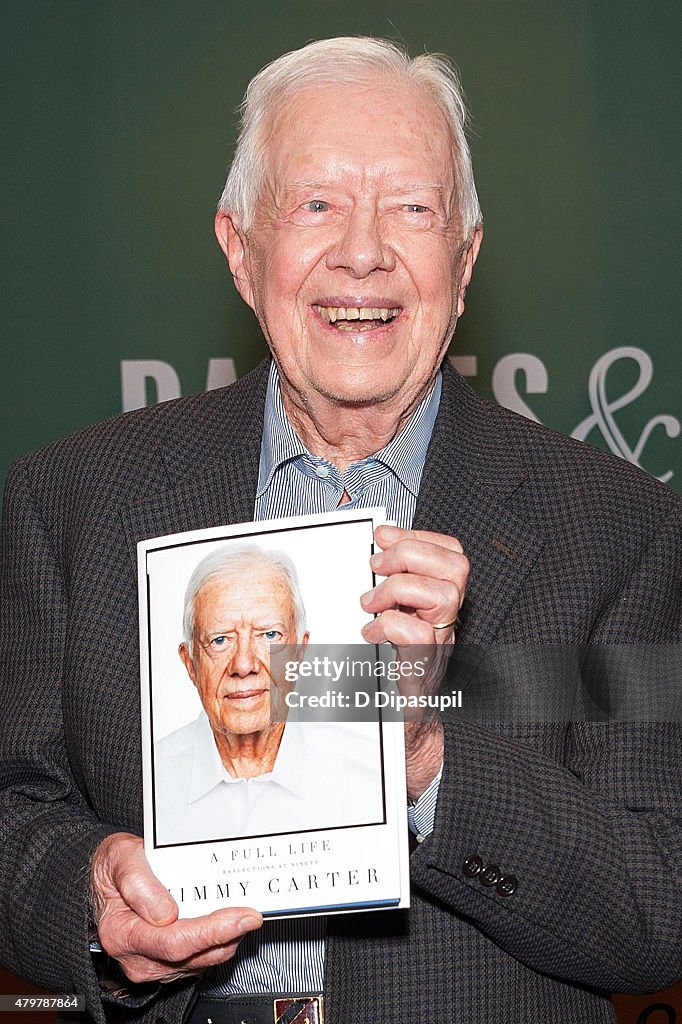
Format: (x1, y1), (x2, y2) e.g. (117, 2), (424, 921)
(138, 508), (410, 918)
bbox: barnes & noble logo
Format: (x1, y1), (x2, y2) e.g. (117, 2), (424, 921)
(121, 346), (679, 483)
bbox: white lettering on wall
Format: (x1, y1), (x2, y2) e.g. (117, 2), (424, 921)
(572, 346), (680, 484)
(205, 358), (237, 391)
(121, 360), (181, 412)
(491, 353), (548, 422)
(120, 349), (677, 482)
(449, 355), (478, 377)
(121, 357), (237, 412)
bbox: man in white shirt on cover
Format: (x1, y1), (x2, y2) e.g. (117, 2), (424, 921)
(154, 543), (383, 845)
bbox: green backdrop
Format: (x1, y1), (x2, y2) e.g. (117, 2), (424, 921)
(2, 0), (680, 495)
(0, 4), (681, 1016)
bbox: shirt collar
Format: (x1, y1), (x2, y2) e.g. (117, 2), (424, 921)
(188, 710), (310, 803)
(371, 372), (442, 496)
(256, 363), (309, 500)
(256, 361), (442, 500)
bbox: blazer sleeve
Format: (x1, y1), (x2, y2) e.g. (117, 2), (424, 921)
(410, 501), (682, 993)
(0, 459), (196, 1024)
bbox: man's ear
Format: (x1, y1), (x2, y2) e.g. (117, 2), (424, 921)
(290, 632), (310, 671)
(178, 642), (198, 688)
(214, 211), (255, 310)
(456, 225), (483, 317)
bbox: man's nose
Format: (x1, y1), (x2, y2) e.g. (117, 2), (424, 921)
(227, 633), (259, 677)
(325, 205), (395, 278)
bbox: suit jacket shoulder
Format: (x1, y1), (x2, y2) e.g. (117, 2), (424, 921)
(415, 363), (681, 643)
(6, 358), (271, 513)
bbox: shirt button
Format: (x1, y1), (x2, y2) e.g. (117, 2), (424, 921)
(479, 863), (502, 887)
(496, 875), (518, 897)
(463, 855), (483, 877)
(315, 464), (331, 478)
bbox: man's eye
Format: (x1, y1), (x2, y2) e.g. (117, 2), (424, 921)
(210, 635), (228, 648)
(303, 200), (329, 213)
(262, 630), (282, 641)
(404, 204), (429, 214)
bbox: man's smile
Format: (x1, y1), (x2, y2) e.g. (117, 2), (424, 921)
(313, 303), (403, 330)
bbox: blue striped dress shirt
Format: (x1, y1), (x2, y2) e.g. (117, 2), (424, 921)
(204, 362), (444, 996)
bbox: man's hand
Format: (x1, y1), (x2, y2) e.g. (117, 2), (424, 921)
(91, 833), (262, 984)
(360, 526), (469, 798)
(360, 526), (468, 645)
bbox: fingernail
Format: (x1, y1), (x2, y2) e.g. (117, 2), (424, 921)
(149, 894), (174, 923)
(237, 914), (262, 934)
(360, 590), (373, 607)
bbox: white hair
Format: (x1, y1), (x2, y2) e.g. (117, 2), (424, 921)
(182, 543), (307, 654)
(218, 36), (482, 241)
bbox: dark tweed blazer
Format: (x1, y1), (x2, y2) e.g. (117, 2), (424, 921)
(1, 360), (680, 1024)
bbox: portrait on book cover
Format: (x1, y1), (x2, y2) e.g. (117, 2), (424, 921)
(143, 515), (386, 846)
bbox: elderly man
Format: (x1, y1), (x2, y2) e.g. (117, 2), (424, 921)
(0, 35), (680, 1024)
(154, 544), (382, 843)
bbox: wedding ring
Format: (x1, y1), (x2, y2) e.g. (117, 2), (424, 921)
(432, 617), (458, 630)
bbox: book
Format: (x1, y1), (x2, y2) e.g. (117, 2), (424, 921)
(137, 508), (410, 919)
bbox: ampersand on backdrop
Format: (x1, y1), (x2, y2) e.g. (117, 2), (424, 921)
(572, 347), (680, 484)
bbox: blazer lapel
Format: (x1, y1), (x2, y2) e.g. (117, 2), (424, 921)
(414, 364), (545, 644)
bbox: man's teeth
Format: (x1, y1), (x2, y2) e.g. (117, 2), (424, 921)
(314, 305), (401, 324)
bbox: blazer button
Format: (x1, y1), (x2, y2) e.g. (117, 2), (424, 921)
(496, 875), (518, 897)
(463, 855), (483, 877)
(479, 863), (501, 887)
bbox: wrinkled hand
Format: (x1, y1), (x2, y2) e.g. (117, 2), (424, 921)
(360, 526), (468, 645)
(91, 833), (262, 984)
(360, 526), (469, 798)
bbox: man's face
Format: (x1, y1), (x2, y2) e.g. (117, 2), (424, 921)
(179, 565), (306, 738)
(217, 77), (481, 417)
